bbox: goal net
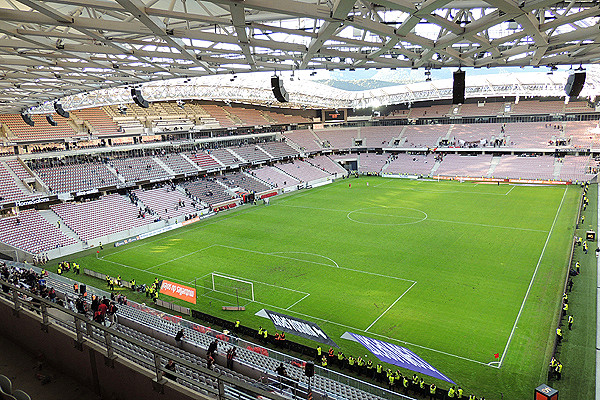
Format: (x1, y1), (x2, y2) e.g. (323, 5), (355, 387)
(210, 273), (255, 302)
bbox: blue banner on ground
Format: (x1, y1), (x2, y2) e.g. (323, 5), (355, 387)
(263, 309), (338, 348)
(344, 332), (454, 383)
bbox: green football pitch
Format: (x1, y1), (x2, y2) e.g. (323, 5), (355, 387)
(73, 177), (583, 400)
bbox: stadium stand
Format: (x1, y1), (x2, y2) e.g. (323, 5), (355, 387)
(4, 159), (33, 181)
(401, 125), (447, 148)
(359, 126), (401, 147)
(435, 154), (493, 177)
(0, 162), (32, 203)
(158, 153), (199, 176)
(250, 166), (301, 188)
(132, 187), (199, 221)
(227, 107), (269, 126)
(229, 144), (271, 164)
(185, 151), (222, 171)
(72, 107), (121, 136)
(408, 104), (452, 118)
(50, 194), (149, 242)
(558, 155), (596, 182)
(0, 114), (80, 141)
(492, 155), (556, 180)
(1, 264), (396, 400)
(201, 105), (237, 128)
(261, 110), (309, 125)
(510, 100), (565, 115)
(384, 153), (436, 176)
(455, 102), (503, 117)
(181, 178), (236, 206)
(217, 172), (272, 193)
(450, 123), (500, 147)
(153, 117), (194, 132)
(306, 155), (348, 176)
(358, 153), (390, 174)
(313, 128), (357, 150)
(0, 210), (77, 253)
(282, 129), (323, 153)
(111, 156), (171, 182)
(208, 149), (243, 167)
(504, 122), (564, 148)
(565, 100), (595, 114)
(34, 162), (120, 194)
(257, 141), (299, 159)
(566, 120), (597, 148)
(275, 160), (331, 182)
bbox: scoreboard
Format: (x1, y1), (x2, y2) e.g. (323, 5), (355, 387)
(322, 109), (346, 122)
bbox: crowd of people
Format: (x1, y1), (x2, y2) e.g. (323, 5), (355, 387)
(549, 182), (590, 383)
(310, 345), (481, 399)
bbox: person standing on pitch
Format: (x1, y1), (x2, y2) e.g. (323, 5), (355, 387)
(568, 315), (574, 330)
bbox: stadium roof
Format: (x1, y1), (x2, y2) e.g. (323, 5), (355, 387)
(1, 0), (600, 114)
(24, 68), (600, 114)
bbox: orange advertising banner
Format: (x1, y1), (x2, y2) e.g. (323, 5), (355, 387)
(160, 280), (197, 304)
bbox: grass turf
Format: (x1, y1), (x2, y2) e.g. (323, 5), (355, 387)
(70, 177), (583, 400)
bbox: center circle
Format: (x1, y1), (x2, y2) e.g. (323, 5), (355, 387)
(346, 207), (428, 226)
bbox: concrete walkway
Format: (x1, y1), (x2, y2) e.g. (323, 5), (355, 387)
(0, 333), (100, 400)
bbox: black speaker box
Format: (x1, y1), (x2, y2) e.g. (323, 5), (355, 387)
(565, 72), (586, 97)
(305, 362), (314, 377)
(452, 70), (465, 104)
(46, 115), (58, 126)
(131, 88), (150, 108)
(271, 76), (289, 103)
(21, 113), (34, 126)
(54, 102), (70, 118)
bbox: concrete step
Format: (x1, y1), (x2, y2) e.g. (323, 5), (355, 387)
(37, 209), (82, 243)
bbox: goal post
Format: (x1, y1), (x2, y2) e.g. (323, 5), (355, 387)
(211, 273), (255, 302)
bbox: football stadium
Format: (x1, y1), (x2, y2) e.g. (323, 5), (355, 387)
(0, 1), (599, 400)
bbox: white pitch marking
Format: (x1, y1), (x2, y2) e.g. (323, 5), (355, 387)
(99, 258), (191, 285)
(347, 207), (428, 226)
(218, 244), (415, 283)
(365, 281), (417, 332)
(145, 244), (216, 271)
(497, 186), (568, 368)
(504, 185), (516, 196)
(269, 251), (340, 268)
(251, 296), (494, 367)
(279, 203), (548, 232)
(425, 218), (547, 233)
(100, 206), (261, 258)
(212, 270), (310, 295)
(286, 293), (311, 310)
(100, 247), (488, 367)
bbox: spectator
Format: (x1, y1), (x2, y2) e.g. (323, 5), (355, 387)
(226, 347), (236, 369)
(175, 329), (185, 347)
(207, 339), (218, 358)
(163, 359), (176, 380)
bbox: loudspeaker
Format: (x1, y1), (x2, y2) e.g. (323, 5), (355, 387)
(271, 76), (289, 103)
(46, 114), (57, 126)
(80, 284), (86, 295)
(305, 362), (314, 377)
(452, 70), (465, 104)
(131, 88), (150, 108)
(21, 113), (34, 126)
(565, 71), (586, 97)
(54, 102), (69, 118)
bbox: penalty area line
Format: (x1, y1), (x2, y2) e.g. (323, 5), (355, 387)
(250, 296), (493, 368)
(286, 293), (311, 310)
(364, 281), (417, 332)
